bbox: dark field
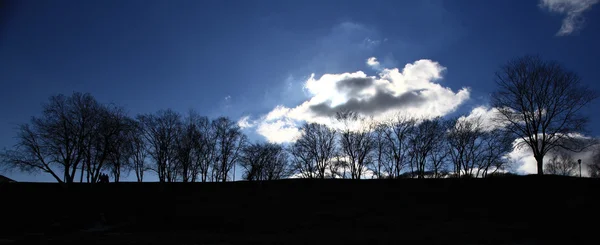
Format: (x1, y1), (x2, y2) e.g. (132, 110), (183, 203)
(1, 176), (599, 244)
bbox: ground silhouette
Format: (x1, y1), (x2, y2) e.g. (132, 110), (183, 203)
(0, 175), (598, 244)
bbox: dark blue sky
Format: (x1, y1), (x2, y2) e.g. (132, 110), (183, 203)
(2, 0), (600, 181)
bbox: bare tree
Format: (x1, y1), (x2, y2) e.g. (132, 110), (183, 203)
(335, 111), (374, 179)
(427, 123), (450, 178)
(371, 124), (387, 179)
(447, 116), (513, 178)
(194, 116), (216, 182)
(80, 104), (134, 183)
(137, 109), (181, 182)
(447, 117), (483, 177)
(0, 92), (101, 183)
(103, 107), (135, 183)
(239, 142), (290, 181)
(175, 111), (200, 182)
(381, 114), (416, 178)
(127, 120), (148, 182)
(478, 128), (513, 177)
(290, 123), (337, 179)
(212, 117), (246, 182)
(492, 55), (598, 175)
(407, 117), (445, 178)
(289, 137), (317, 179)
(545, 152), (577, 176)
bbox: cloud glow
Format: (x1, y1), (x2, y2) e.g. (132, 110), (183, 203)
(246, 58), (470, 143)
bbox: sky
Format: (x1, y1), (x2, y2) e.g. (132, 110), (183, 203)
(1, 0), (600, 182)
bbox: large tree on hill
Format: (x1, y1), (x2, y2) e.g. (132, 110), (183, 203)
(407, 117), (445, 178)
(137, 109), (181, 182)
(380, 114), (416, 179)
(0, 92), (100, 183)
(82, 104), (130, 183)
(125, 119), (148, 182)
(446, 116), (513, 178)
(212, 117), (246, 182)
(105, 114), (138, 183)
(175, 110), (200, 182)
(239, 142), (290, 181)
(492, 55), (598, 175)
(290, 123), (337, 179)
(194, 115), (217, 182)
(335, 111), (374, 180)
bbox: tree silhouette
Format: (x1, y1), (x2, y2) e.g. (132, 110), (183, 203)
(239, 142), (290, 181)
(212, 117), (246, 182)
(194, 116), (217, 182)
(447, 117), (513, 178)
(545, 152), (577, 176)
(408, 117), (445, 178)
(380, 114), (415, 178)
(492, 55), (598, 175)
(290, 123), (337, 179)
(0, 92), (103, 183)
(137, 109), (181, 182)
(127, 119), (148, 182)
(335, 111), (374, 180)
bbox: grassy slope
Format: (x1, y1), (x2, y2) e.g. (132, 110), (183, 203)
(1, 175), (599, 244)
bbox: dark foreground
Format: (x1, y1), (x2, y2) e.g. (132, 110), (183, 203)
(1, 176), (599, 245)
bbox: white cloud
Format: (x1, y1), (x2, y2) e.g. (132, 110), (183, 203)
(539, 0), (599, 36)
(256, 118), (301, 144)
(237, 116), (255, 129)
(366, 57), (380, 69)
(265, 105), (291, 121)
(458, 106), (505, 131)
(252, 58), (470, 143)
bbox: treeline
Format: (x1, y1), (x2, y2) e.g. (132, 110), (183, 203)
(0, 92), (522, 183)
(289, 111), (514, 179)
(0, 93), (246, 183)
(2, 56), (597, 182)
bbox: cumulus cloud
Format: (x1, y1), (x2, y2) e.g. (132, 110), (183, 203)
(366, 57), (380, 68)
(237, 116), (255, 129)
(457, 106), (506, 131)
(248, 58), (470, 143)
(539, 0), (599, 36)
(256, 118), (301, 144)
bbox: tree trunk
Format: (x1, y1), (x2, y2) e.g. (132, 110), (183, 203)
(64, 166), (71, 183)
(536, 155), (544, 175)
(113, 169), (120, 183)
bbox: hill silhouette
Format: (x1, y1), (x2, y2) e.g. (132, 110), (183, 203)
(0, 175), (598, 244)
(0, 175), (15, 183)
